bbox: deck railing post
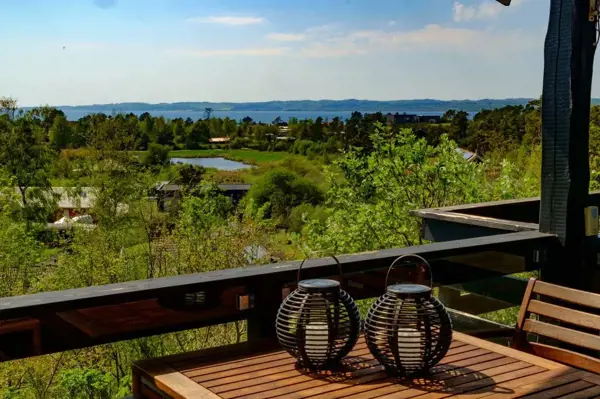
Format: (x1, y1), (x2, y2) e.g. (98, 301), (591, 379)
(246, 279), (281, 342)
(539, 0), (598, 289)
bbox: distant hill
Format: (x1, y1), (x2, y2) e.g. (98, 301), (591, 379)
(52, 99), (544, 114)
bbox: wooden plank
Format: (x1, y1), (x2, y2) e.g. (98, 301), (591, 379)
(133, 359), (219, 399)
(187, 342), (467, 381)
(206, 348), (374, 390)
(410, 209), (539, 232)
(558, 385), (600, 399)
(183, 348), (318, 377)
(523, 320), (600, 351)
(228, 361), (385, 399)
(341, 364), (543, 399)
(517, 278), (537, 330)
(271, 360), (533, 399)
(57, 299), (240, 338)
(527, 300), (600, 330)
(393, 365), (545, 399)
(453, 331), (565, 369)
(309, 356), (518, 399)
(204, 347), (371, 389)
(533, 281), (600, 310)
(581, 373), (600, 385)
(526, 343), (600, 374)
(517, 380), (594, 399)
(462, 368), (585, 399)
(0, 318), (40, 334)
(189, 340), (365, 380)
(198, 344), (480, 391)
(318, 353), (507, 399)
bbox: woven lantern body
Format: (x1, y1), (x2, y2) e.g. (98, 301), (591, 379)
(276, 279), (361, 371)
(365, 284), (452, 376)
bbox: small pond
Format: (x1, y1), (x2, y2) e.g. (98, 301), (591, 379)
(170, 157), (253, 171)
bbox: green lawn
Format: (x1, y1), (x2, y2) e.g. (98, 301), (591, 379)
(169, 149), (287, 164)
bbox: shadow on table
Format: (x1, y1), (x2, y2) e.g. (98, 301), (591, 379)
(295, 357), (515, 395)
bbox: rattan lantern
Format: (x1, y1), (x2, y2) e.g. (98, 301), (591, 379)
(365, 254), (452, 376)
(276, 256), (361, 371)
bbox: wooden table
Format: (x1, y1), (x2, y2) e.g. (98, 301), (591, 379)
(132, 332), (600, 399)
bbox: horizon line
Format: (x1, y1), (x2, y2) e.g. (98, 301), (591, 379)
(19, 97), (539, 108)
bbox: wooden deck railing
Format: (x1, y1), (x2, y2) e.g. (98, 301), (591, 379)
(0, 230), (556, 362)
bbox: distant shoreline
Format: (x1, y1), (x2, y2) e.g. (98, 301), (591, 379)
(21, 98), (544, 114)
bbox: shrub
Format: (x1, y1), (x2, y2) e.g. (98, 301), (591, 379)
(288, 203), (328, 233)
(244, 169), (324, 223)
(143, 143), (170, 166)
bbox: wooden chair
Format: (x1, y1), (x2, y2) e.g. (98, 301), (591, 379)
(513, 278), (600, 373)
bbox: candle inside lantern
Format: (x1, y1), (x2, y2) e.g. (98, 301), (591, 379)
(305, 322), (329, 361)
(397, 327), (422, 355)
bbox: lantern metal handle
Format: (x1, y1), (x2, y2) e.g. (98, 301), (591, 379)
(297, 254), (343, 285)
(384, 254), (433, 288)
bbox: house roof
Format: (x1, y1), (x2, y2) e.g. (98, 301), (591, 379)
(155, 182), (251, 192)
(9, 187), (95, 209)
(209, 137), (231, 143)
(54, 187), (95, 209)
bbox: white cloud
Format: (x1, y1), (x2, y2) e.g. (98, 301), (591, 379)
(186, 16), (265, 25)
(453, 1), (505, 22)
(388, 21), (397, 26)
(299, 24), (537, 58)
(266, 33), (306, 42)
(305, 24), (337, 35)
(165, 47), (289, 57)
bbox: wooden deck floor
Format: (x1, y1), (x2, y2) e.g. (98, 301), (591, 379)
(133, 332), (600, 399)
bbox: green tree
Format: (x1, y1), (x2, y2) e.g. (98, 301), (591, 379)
(0, 117), (57, 223)
(0, 96), (18, 120)
(305, 125), (483, 253)
(174, 164), (205, 190)
(186, 120), (210, 149)
(49, 114), (73, 150)
(0, 182), (44, 295)
(172, 118), (186, 149)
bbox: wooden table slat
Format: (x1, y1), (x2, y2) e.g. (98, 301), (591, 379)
(208, 348), (374, 391)
(557, 385), (600, 399)
(454, 368), (583, 399)
(518, 380), (595, 399)
(278, 353), (510, 399)
(205, 344), (482, 391)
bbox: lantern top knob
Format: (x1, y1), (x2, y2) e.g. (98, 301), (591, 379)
(299, 279), (340, 293)
(387, 283), (431, 297)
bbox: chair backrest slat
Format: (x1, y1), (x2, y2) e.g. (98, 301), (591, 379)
(532, 280), (600, 310)
(514, 278), (600, 373)
(523, 319), (600, 351)
(527, 300), (600, 331)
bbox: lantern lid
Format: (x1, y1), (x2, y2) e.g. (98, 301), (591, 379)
(387, 284), (431, 297)
(298, 279), (340, 293)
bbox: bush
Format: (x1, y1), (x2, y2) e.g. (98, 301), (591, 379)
(143, 143), (171, 166)
(244, 169), (324, 223)
(228, 137), (247, 149)
(288, 203), (328, 233)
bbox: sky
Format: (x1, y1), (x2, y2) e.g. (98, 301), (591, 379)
(0, 0), (573, 106)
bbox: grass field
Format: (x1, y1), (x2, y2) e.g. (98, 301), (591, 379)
(169, 149), (287, 164)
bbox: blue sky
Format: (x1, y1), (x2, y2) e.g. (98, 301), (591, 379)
(0, 0), (566, 105)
